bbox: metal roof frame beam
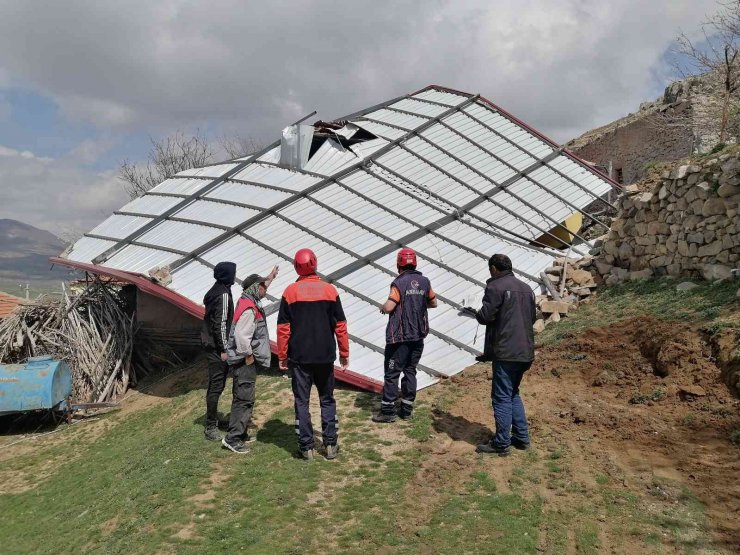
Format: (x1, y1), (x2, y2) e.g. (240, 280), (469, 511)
(163, 94), (481, 274)
(430, 117), (611, 231)
(358, 115), (584, 252)
(91, 142), (283, 265)
(362, 114), (590, 249)
(454, 106), (619, 211)
(369, 158), (585, 257)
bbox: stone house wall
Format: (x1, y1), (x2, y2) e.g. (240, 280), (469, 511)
(570, 109), (695, 185)
(590, 151), (740, 283)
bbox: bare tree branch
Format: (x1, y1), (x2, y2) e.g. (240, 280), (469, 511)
(118, 130), (215, 199)
(218, 135), (264, 160)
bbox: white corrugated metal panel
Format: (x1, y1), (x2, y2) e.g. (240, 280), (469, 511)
(444, 111), (541, 172)
(150, 177), (209, 196)
(350, 120), (406, 141)
(205, 181), (291, 208)
(303, 140), (358, 175)
(231, 163), (320, 191)
(348, 138), (388, 160)
(377, 147), (480, 207)
(89, 215), (152, 240)
(403, 135), (489, 192)
(310, 183), (419, 239)
(344, 168), (456, 223)
(420, 124), (520, 185)
(387, 98), (449, 118)
(105, 245), (180, 274)
(257, 146), (281, 164)
(548, 156), (613, 197)
(279, 199), (388, 257)
(247, 218), (354, 276)
(167, 260), (214, 302)
(176, 200), (259, 228)
(67, 236), (116, 263)
(137, 220), (222, 252)
(411, 88), (468, 106)
(362, 108), (428, 130)
(200, 235), (287, 278)
(527, 166), (596, 211)
(463, 103), (555, 159)
(120, 194), (182, 216)
(177, 163), (238, 178)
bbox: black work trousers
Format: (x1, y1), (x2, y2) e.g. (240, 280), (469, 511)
(380, 340), (424, 416)
(205, 351), (229, 429)
(291, 362), (337, 451)
(225, 361), (257, 443)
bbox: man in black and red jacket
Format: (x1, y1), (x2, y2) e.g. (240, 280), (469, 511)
(201, 261), (236, 442)
(277, 248), (349, 461)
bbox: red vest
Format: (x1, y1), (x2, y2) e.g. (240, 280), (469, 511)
(233, 297), (264, 323)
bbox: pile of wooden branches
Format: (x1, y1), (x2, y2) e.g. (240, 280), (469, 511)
(0, 280), (135, 403)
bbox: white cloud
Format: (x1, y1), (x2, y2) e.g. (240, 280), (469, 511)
(0, 144), (52, 162)
(0, 150), (127, 234)
(0, 0), (719, 142)
(0, 0), (722, 235)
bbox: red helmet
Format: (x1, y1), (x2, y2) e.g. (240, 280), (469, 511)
(293, 248), (317, 276)
(396, 247), (417, 269)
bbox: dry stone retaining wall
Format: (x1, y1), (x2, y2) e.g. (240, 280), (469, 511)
(590, 151), (740, 283)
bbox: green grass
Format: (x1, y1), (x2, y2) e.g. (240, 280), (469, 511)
(2, 280), (736, 554)
(538, 279), (739, 346)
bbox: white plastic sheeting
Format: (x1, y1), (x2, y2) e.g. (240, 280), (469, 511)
(64, 86), (615, 391)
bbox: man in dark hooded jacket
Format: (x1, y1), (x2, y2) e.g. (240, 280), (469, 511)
(201, 261), (237, 441)
(474, 254), (536, 457)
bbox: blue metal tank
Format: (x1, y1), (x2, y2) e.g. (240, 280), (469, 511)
(0, 356), (73, 415)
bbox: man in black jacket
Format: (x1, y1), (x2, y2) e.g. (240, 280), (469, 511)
(474, 254), (536, 456)
(201, 261), (236, 441)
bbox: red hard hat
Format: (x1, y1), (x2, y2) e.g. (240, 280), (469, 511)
(293, 248), (317, 276)
(397, 247), (417, 268)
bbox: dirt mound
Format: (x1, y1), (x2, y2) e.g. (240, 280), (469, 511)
(536, 316), (739, 547)
(441, 315), (739, 549)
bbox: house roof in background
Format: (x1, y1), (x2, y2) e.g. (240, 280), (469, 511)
(0, 291), (24, 319)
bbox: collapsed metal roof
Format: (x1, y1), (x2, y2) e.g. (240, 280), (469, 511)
(57, 85), (616, 392)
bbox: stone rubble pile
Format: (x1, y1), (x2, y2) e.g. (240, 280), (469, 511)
(533, 256), (598, 333)
(587, 151), (740, 283)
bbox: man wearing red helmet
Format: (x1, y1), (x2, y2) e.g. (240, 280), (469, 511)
(373, 247), (437, 423)
(277, 248), (349, 460)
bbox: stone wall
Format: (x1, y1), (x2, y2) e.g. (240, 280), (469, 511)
(589, 150), (740, 283)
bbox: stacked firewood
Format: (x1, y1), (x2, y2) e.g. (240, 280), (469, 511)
(0, 280), (135, 403)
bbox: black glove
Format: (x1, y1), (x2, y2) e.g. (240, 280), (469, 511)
(460, 306), (478, 318)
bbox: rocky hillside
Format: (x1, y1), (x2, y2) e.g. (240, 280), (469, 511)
(0, 219), (68, 283)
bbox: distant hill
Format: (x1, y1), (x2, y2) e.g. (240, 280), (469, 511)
(0, 219), (71, 290)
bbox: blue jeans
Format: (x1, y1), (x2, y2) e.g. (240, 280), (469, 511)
(491, 360), (531, 449)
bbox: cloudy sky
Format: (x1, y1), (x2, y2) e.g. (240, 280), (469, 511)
(0, 0), (718, 236)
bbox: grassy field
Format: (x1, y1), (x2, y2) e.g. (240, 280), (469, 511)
(0, 279), (737, 554)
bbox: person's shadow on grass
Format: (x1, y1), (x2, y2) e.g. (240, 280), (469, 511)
(431, 408), (491, 446)
(257, 419), (297, 455)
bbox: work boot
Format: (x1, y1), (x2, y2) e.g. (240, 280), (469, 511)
(325, 444), (339, 460)
(372, 412), (397, 423)
(511, 438), (530, 451)
(221, 438), (250, 455)
(298, 448), (315, 461)
(475, 441), (510, 457)
(204, 426), (222, 442)
(397, 409), (413, 420)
